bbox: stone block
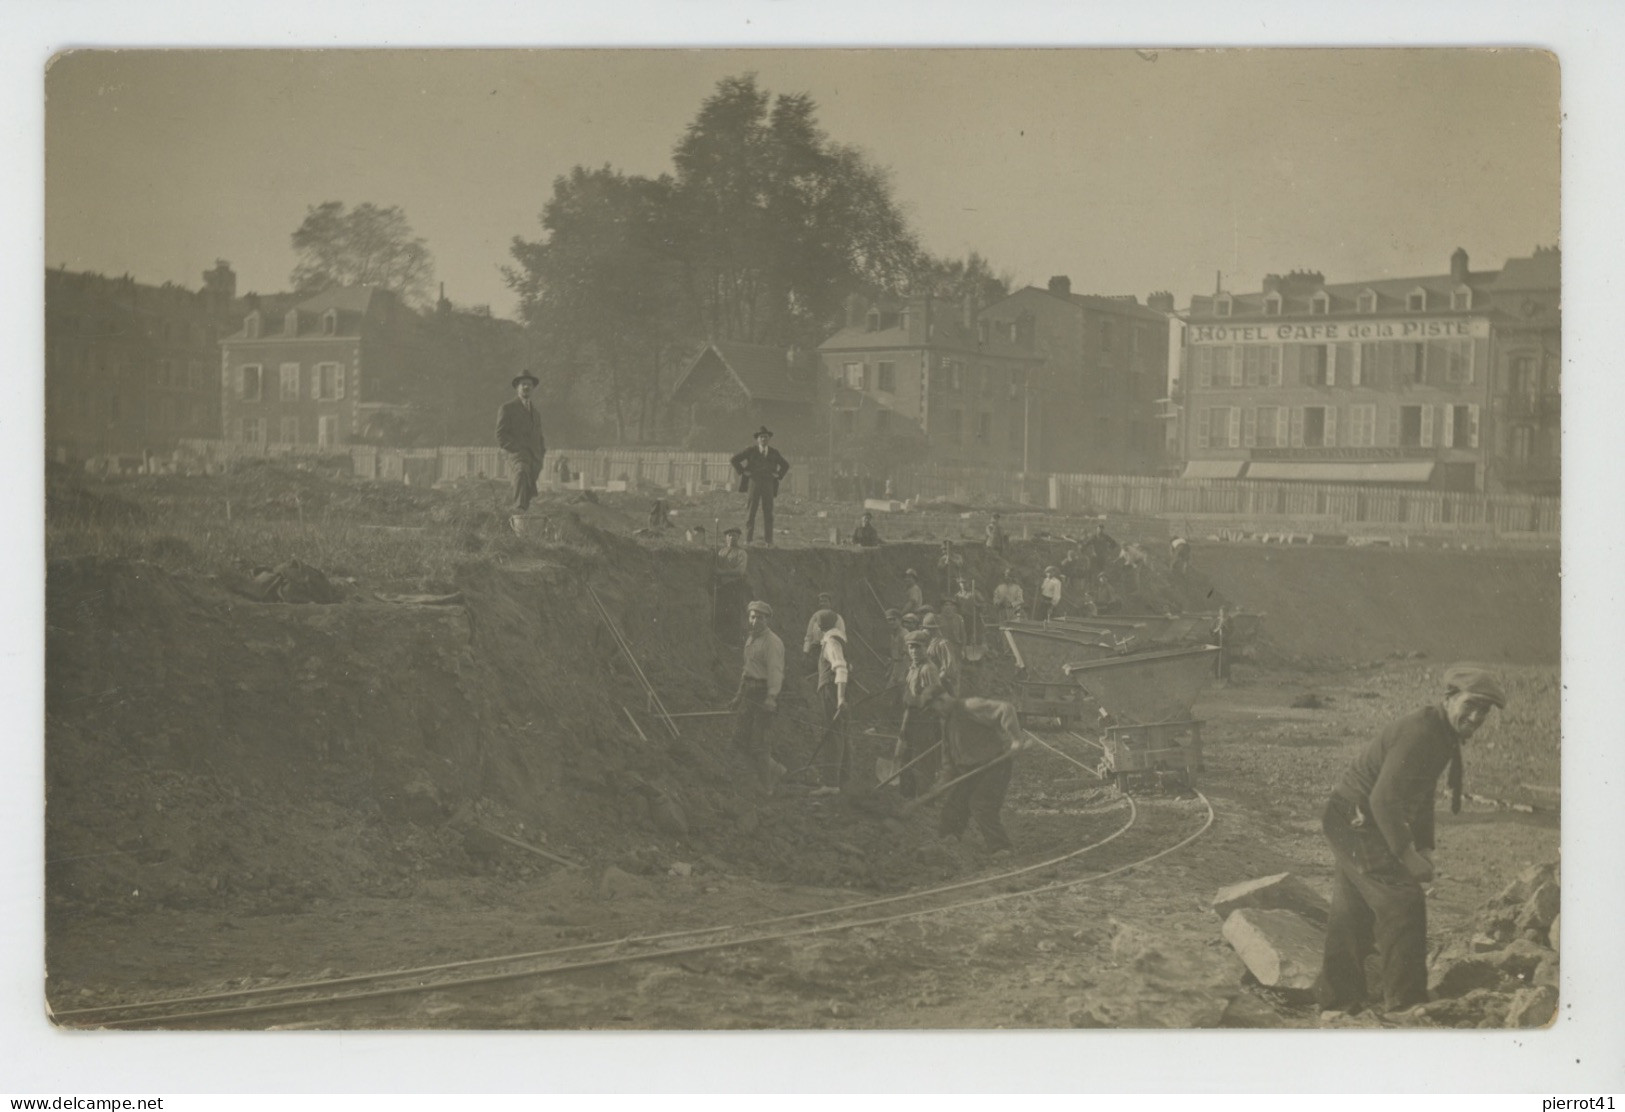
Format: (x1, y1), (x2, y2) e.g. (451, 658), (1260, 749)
(1505, 985), (1559, 1028)
(1068, 921), (1247, 1029)
(1212, 873), (1330, 926)
(1495, 861), (1559, 907)
(1221, 908), (1324, 995)
(1515, 882), (1561, 938)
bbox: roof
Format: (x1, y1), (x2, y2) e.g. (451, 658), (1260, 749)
(223, 285), (391, 341)
(819, 295), (1041, 361)
(986, 285), (1170, 323)
(671, 341), (817, 405)
(1190, 272), (1491, 319)
(1491, 249), (1561, 292)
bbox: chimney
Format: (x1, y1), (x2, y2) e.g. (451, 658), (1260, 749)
(1261, 274), (1283, 296)
(1146, 291), (1175, 313)
(202, 259), (237, 306)
(1047, 275), (1072, 300)
(1451, 247), (1470, 283)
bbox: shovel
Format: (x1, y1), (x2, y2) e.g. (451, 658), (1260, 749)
(873, 739), (943, 792)
(902, 746), (1021, 813)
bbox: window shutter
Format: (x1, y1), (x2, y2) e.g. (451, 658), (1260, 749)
(1243, 407), (1257, 447)
(1282, 345), (1300, 386)
(1276, 408), (1288, 447)
(1195, 348), (1211, 389)
(1290, 407), (1305, 447)
(1266, 345), (1282, 387)
(1468, 404), (1480, 448)
(1197, 408), (1210, 449)
(1442, 406), (1455, 447)
(1323, 406), (1337, 447)
(1325, 344), (1338, 387)
(1464, 340), (1476, 384)
(1420, 403), (1435, 447)
(1228, 407), (1241, 448)
(1231, 350), (1244, 387)
(1349, 343), (1362, 387)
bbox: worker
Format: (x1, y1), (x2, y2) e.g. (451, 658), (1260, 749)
(802, 592), (847, 658)
(1211, 605), (1233, 681)
(1093, 573), (1120, 615)
(851, 511), (883, 547)
(496, 371), (547, 512)
(730, 600), (786, 794)
(938, 597), (967, 650)
(686, 524), (708, 545)
(985, 511), (1009, 555)
(1314, 665), (1508, 1016)
(992, 568), (1025, 624)
(1086, 522), (1120, 577)
(885, 608), (911, 691)
(926, 689), (1030, 856)
(811, 609), (852, 794)
(712, 527), (750, 640)
(1118, 542), (1149, 596)
(920, 612), (960, 695)
(647, 499), (672, 529)
(729, 425), (791, 546)
(1170, 535), (1192, 578)
(937, 540), (964, 596)
(954, 576), (987, 650)
(1037, 566), (1064, 621)
(896, 630), (945, 800)
(903, 568), (925, 614)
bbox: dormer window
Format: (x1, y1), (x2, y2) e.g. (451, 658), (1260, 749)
(1214, 294), (1232, 318)
(1358, 289), (1378, 314)
(285, 309), (300, 335)
(1451, 285), (1473, 311)
(322, 308), (339, 336)
(866, 309), (881, 332)
(244, 311), (261, 339)
(1263, 293), (1282, 316)
(1407, 288), (1428, 312)
(1310, 291), (1330, 315)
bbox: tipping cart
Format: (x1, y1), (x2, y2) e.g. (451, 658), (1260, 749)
(1063, 645), (1219, 792)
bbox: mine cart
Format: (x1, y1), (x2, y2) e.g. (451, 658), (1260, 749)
(1063, 645), (1219, 791)
(1001, 621), (1123, 681)
(1012, 677), (1095, 727)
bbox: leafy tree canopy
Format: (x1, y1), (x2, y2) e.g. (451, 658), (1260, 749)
(290, 201), (435, 305)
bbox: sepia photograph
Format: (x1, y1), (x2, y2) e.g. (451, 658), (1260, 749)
(19, 20), (1617, 1091)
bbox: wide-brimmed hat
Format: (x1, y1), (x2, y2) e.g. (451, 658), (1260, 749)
(753, 426), (774, 438)
(512, 371), (539, 387)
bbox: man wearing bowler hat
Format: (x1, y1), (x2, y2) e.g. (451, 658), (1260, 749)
(496, 371), (547, 512)
(730, 426), (791, 546)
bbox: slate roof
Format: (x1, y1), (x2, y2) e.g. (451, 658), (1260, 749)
(671, 341), (817, 404)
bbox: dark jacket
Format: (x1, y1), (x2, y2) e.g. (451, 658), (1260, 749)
(730, 443), (790, 495)
(940, 697), (1021, 768)
(1331, 705), (1460, 856)
(496, 398), (546, 460)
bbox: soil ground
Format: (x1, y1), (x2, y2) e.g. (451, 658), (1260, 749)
(41, 464), (1561, 1030)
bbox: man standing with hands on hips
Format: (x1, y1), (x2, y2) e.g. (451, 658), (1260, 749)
(496, 371), (546, 513)
(730, 426), (791, 546)
(1314, 664), (1508, 1016)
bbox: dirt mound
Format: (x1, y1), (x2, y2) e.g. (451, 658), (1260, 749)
(1194, 544), (1558, 666)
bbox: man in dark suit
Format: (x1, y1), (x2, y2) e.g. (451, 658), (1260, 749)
(496, 372), (547, 512)
(730, 426), (791, 546)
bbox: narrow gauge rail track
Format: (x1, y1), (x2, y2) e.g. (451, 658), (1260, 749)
(56, 733), (1214, 1029)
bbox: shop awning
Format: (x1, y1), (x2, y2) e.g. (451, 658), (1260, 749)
(1181, 460), (1246, 479)
(1243, 461), (1437, 483)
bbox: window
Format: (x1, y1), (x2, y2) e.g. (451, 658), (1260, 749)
(843, 362), (864, 390)
(1509, 425), (1533, 462)
(1399, 343), (1426, 385)
(1442, 340), (1473, 385)
(322, 309), (338, 336)
(1358, 289), (1378, 314)
(280, 362), (301, 400)
(1451, 285), (1473, 311)
(877, 361), (896, 393)
(279, 416), (301, 444)
(1214, 295), (1232, 318)
(1255, 405), (1286, 448)
(1263, 292), (1282, 316)
(315, 362), (346, 400)
(240, 364), (263, 401)
(239, 416), (266, 444)
(1210, 346), (1236, 388)
(244, 311), (261, 339)
(1301, 405), (1335, 447)
(317, 414), (339, 448)
(1399, 404), (1434, 447)
(1264, 345), (1283, 387)
(1407, 288), (1427, 312)
(285, 309), (300, 335)
(1198, 406), (1239, 449)
(1444, 404), (1479, 448)
(948, 361), (962, 392)
(1303, 345), (1332, 387)
(1099, 320), (1114, 353)
(947, 410), (963, 444)
(1511, 355), (1539, 395)
(1243, 346), (1265, 386)
(977, 412), (993, 444)
(1310, 291), (1330, 315)
(1335, 343), (1361, 387)
(1193, 346), (1213, 389)
(1348, 404), (1378, 447)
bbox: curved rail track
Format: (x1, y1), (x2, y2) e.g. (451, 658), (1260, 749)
(55, 731), (1214, 1029)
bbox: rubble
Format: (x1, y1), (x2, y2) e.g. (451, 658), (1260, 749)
(1220, 908), (1324, 995)
(1424, 858), (1561, 1027)
(1068, 921), (1248, 1028)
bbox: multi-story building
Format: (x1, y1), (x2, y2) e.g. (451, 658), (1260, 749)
(1483, 247), (1561, 496)
(45, 261), (244, 460)
(1178, 248), (1559, 493)
(981, 278), (1173, 474)
(816, 293), (1045, 469)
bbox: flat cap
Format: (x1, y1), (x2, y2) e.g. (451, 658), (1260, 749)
(747, 600), (773, 617)
(904, 628), (933, 646)
(1443, 664), (1507, 708)
(883, 608), (902, 620)
(1045, 565), (1059, 575)
(920, 613), (941, 630)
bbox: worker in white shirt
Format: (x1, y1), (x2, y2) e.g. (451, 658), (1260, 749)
(1037, 565), (1065, 621)
(812, 609), (852, 793)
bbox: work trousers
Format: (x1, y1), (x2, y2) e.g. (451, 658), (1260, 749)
(1314, 795), (1431, 1011)
(714, 578), (749, 642)
(1036, 598), (1060, 622)
(818, 682), (851, 789)
(745, 485), (776, 543)
(731, 678), (775, 785)
(895, 708), (942, 800)
(507, 452), (542, 511)
(938, 757), (1013, 852)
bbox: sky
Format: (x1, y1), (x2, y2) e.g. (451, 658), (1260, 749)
(45, 48), (1560, 318)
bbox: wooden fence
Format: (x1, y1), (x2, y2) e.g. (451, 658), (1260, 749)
(176, 439), (1558, 540)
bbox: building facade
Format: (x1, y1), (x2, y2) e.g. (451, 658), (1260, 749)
(1178, 248), (1559, 493)
(981, 278), (1173, 475)
(816, 293), (1045, 469)
(45, 261), (244, 460)
(667, 341), (819, 455)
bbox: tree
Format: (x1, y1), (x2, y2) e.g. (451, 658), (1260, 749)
(505, 167), (689, 443)
(290, 202), (435, 304)
(669, 75), (919, 349)
(911, 250), (1014, 307)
